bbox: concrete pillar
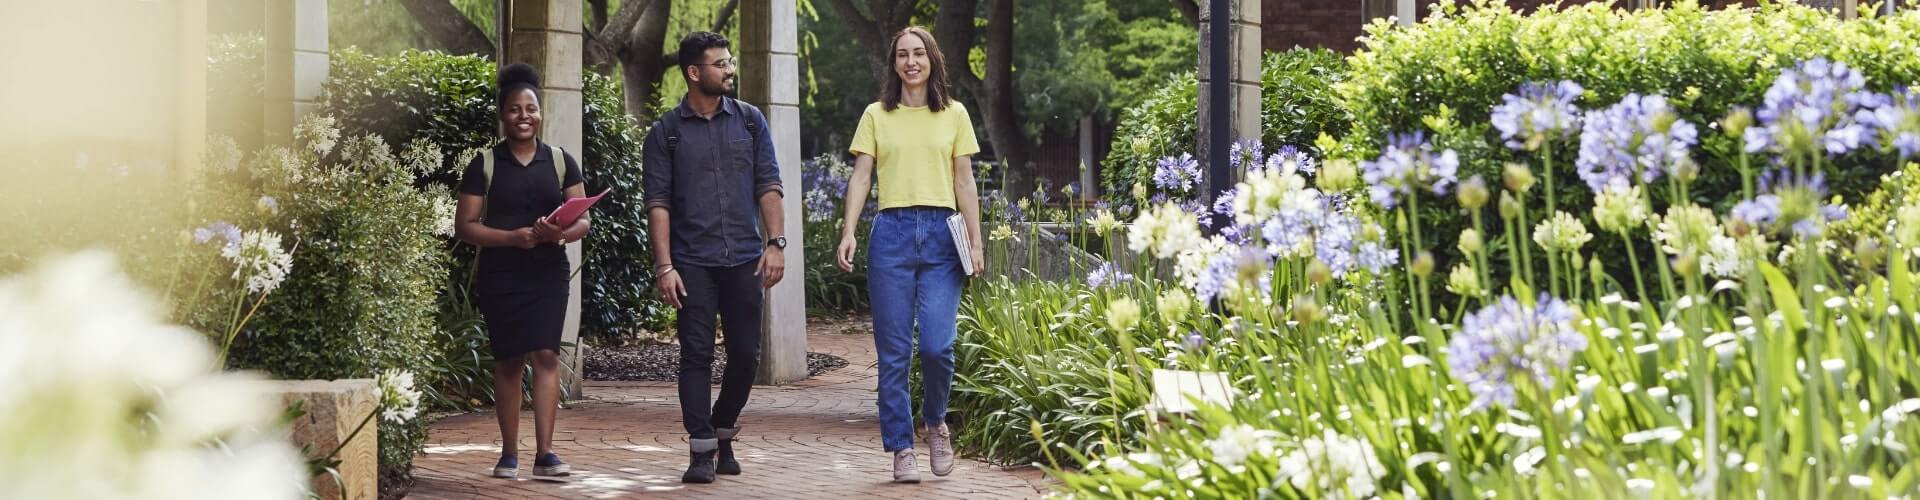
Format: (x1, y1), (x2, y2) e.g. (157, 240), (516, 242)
(1198, 0), (1262, 201)
(502, 0), (589, 398)
(264, 0), (327, 146)
(740, 0), (811, 385)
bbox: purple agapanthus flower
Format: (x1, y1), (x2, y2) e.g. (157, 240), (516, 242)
(1734, 168), (1849, 238)
(1861, 87), (1920, 158)
(1360, 132), (1460, 209)
(1575, 93), (1697, 193)
(1491, 80), (1585, 151)
(1746, 58), (1881, 157)
(1446, 293), (1586, 411)
(194, 221), (242, 251)
(1354, 241), (1401, 275)
(1087, 262), (1134, 289)
(1229, 138), (1264, 172)
(1182, 331), (1207, 352)
(1261, 145), (1317, 175)
(1194, 253), (1239, 304)
(1153, 153), (1203, 192)
(1313, 213), (1360, 277)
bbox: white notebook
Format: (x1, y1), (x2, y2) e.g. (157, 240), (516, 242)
(946, 213), (974, 276)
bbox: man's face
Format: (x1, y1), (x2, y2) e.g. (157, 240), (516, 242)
(692, 48), (736, 96)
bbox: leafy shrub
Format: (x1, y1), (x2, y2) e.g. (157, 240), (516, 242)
(1103, 50), (1351, 206)
(216, 127), (448, 492)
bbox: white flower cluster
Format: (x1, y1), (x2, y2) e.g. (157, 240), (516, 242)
(1278, 430), (1386, 499)
(377, 369), (423, 424)
(295, 115), (339, 157)
(0, 251), (306, 500)
(222, 230), (294, 295)
(432, 193), (458, 237)
(1128, 201), (1208, 260)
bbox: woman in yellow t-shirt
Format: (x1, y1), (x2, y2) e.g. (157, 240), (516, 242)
(834, 26), (985, 484)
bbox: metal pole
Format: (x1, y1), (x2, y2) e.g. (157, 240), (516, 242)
(1205, 0), (1231, 231)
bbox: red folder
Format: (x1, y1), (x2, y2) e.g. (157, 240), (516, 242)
(546, 188), (611, 226)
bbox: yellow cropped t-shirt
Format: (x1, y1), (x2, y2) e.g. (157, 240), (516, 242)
(847, 100), (982, 210)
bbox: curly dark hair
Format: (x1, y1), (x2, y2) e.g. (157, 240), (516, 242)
(497, 62), (541, 106)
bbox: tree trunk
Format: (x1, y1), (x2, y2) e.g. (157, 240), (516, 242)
(936, 0), (1029, 194)
(398, 0), (495, 55)
(614, 0), (675, 122)
(589, 0), (609, 32)
(823, 0), (913, 85)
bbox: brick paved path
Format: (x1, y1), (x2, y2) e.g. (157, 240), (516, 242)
(408, 317), (1051, 499)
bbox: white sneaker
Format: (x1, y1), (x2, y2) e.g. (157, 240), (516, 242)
(925, 424), (955, 477)
(892, 450), (922, 483)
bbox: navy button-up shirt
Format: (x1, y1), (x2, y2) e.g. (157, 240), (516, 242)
(643, 96), (784, 268)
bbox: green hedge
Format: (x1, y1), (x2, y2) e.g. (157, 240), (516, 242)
(1332, 3), (1920, 305)
(1102, 49), (1350, 205)
(315, 49), (671, 340)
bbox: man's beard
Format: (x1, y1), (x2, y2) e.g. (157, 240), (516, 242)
(699, 77), (733, 96)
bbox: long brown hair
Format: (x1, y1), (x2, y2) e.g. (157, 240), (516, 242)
(879, 26), (953, 112)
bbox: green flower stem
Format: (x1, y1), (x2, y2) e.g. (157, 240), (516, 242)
(1544, 147), (1557, 214)
(1621, 229), (1652, 304)
(1471, 210), (1493, 306)
(1517, 196), (1537, 287)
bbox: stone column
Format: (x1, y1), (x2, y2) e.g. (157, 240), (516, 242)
(263, 0), (327, 146)
(1198, 0), (1262, 203)
(740, 0), (811, 385)
(503, 0), (589, 398)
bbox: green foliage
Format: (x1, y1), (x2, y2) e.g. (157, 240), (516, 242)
(581, 71), (676, 337)
(1103, 50), (1350, 205)
(1262, 48), (1352, 153)
(318, 48), (497, 184)
(1101, 70), (1196, 205)
(1335, 2), (1920, 285)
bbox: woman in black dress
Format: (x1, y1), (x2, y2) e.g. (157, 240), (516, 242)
(453, 63), (589, 479)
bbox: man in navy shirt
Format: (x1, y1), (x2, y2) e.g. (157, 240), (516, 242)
(642, 31), (787, 484)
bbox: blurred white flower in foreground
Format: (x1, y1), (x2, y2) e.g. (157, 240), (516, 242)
(0, 251), (306, 500)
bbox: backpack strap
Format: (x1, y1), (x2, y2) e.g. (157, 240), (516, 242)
(549, 144), (568, 187)
(657, 115), (681, 159)
(480, 147), (496, 222)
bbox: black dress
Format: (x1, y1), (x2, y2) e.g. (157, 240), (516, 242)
(458, 141), (584, 360)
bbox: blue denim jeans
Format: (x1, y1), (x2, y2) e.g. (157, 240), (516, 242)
(868, 206), (966, 452)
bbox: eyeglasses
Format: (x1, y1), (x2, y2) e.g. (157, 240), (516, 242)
(695, 59), (735, 70)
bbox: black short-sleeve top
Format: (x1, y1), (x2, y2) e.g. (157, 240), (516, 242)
(460, 141), (584, 274)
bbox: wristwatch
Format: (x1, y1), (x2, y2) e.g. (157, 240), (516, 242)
(766, 235), (788, 249)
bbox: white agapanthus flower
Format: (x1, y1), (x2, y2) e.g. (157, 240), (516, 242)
(377, 369), (423, 424)
(1174, 235), (1234, 293)
(1128, 201), (1207, 260)
(1207, 424), (1280, 469)
(0, 251), (306, 500)
(1533, 211), (1594, 253)
(222, 230), (294, 294)
(1279, 430), (1386, 499)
